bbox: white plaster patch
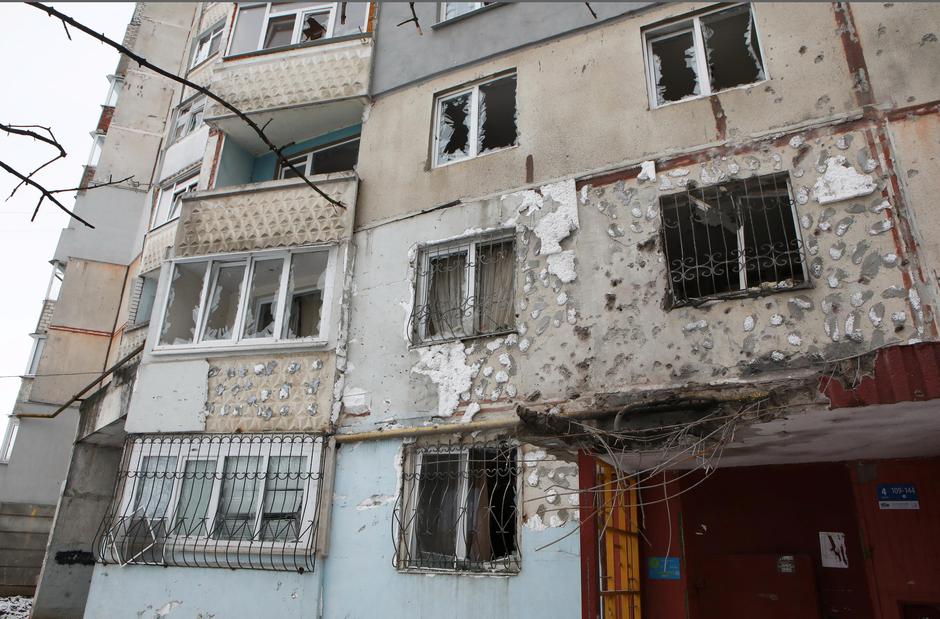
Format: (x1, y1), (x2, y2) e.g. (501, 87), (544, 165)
(743, 315), (755, 332)
(527, 470), (540, 486)
(788, 135), (805, 149)
(155, 602), (182, 618)
(547, 250), (577, 283)
(787, 333), (802, 346)
(523, 449), (546, 468)
(498, 353), (512, 367)
(495, 370), (509, 384)
(525, 513), (548, 531)
(684, 319), (708, 332)
(813, 156), (877, 204)
(356, 494), (395, 511)
(638, 160), (657, 182)
(518, 338), (531, 352)
(770, 314), (784, 326)
(532, 179), (579, 255)
(412, 344), (480, 417)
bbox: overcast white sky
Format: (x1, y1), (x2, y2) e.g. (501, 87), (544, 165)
(0, 3), (135, 438)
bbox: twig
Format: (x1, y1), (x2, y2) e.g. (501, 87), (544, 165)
(396, 3), (422, 35)
(28, 2), (346, 209)
(1, 124), (68, 200)
(584, 2), (597, 19)
(48, 174), (134, 196)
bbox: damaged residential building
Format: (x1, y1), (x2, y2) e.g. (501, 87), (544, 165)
(13, 2), (940, 618)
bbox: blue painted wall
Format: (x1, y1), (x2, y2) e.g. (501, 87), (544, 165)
(321, 438), (583, 619)
(216, 124), (362, 188)
(83, 564), (320, 618)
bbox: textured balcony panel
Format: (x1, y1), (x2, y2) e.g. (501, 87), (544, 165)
(207, 36), (371, 118)
(139, 220), (178, 275)
(176, 174), (357, 257)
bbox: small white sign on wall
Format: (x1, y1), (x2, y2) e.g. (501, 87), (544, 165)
(819, 532), (849, 568)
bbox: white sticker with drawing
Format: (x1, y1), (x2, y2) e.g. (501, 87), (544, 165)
(819, 531), (848, 568)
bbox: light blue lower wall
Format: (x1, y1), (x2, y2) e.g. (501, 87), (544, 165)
(321, 439), (582, 619)
(83, 564), (320, 619)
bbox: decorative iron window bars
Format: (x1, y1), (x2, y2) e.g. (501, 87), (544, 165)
(408, 230), (516, 345)
(94, 433), (325, 572)
(659, 172), (807, 307)
(393, 441), (520, 573)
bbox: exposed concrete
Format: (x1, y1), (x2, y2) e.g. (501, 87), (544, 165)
(31, 439), (124, 619)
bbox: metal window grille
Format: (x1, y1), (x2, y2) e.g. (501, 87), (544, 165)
(393, 441), (520, 573)
(408, 231), (516, 345)
(94, 433), (325, 572)
(660, 172), (807, 306)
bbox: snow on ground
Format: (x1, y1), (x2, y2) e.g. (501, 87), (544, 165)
(0, 596), (32, 619)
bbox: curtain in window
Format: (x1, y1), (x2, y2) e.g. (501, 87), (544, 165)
(427, 254), (466, 339)
(465, 462), (493, 563)
(475, 241), (514, 334)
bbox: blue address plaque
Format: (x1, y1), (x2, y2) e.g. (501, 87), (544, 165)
(877, 483), (919, 510)
(647, 556), (681, 580)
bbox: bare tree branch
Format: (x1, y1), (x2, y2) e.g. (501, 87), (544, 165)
(1, 124), (68, 200)
(396, 3), (422, 35)
(28, 2), (346, 209)
(584, 3), (598, 20)
(0, 158), (95, 228)
(48, 174), (135, 196)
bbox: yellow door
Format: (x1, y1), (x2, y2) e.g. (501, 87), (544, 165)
(597, 460), (641, 619)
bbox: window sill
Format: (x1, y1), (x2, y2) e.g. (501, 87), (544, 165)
(150, 338), (331, 358)
(650, 78), (769, 111)
(149, 215), (180, 234)
(397, 564), (519, 577)
(432, 3), (504, 29)
(667, 279), (813, 310)
(409, 329), (517, 350)
(432, 143), (518, 170)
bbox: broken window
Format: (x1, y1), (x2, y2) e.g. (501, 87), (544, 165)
(230, 2), (338, 55)
(433, 73), (517, 167)
(410, 230), (516, 344)
(440, 2), (494, 21)
(95, 434), (325, 571)
(660, 172), (806, 306)
(395, 442), (519, 572)
(156, 248), (332, 350)
(191, 23), (224, 68)
(645, 4), (765, 107)
(154, 173), (199, 227)
(171, 97), (206, 143)
(133, 276), (159, 326)
(277, 137), (360, 179)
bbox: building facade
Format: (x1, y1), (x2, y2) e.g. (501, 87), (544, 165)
(14, 2), (940, 618)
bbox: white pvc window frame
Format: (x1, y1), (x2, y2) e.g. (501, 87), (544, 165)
(256, 2), (336, 51)
(276, 136), (360, 180)
(431, 72), (517, 169)
(171, 96), (207, 144)
(112, 437), (323, 551)
(643, 3), (768, 109)
(153, 173), (199, 228)
(24, 335), (47, 377)
(439, 2), (490, 22)
(153, 246), (337, 353)
(191, 23), (224, 68)
(0, 417), (19, 465)
(87, 133), (105, 167)
(104, 75), (124, 107)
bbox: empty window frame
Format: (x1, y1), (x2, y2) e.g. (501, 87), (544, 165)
(229, 2), (336, 55)
(104, 75), (124, 107)
(24, 335), (46, 377)
(191, 24), (224, 68)
(172, 97), (207, 143)
(410, 231), (516, 344)
(394, 442), (519, 572)
(157, 248), (333, 349)
(133, 276), (159, 326)
(278, 137), (360, 179)
(660, 172), (807, 306)
(644, 4), (766, 107)
(87, 133), (105, 167)
(154, 173), (199, 227)
(433, 73), (517, 167)
(440, 2), (494, 21)
(94, 433), (324, 571)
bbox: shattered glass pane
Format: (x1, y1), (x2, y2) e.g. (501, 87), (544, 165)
(159, 261), (207, 346)
(443, 2), (480, 20)
(262, 14), (295, 49)
(282, 251), (328, 339)
(242, 258), (284, 339)
(311, 139), (359, 174)
(702, 5), (765, 91)
(478, 75), (517, 153)
(436, 92), (471, 164)
(201, 264), (245, 342)
(214, 456), (261, 540)
(301, 11), (329, 42)
(650, 30), (700, 105)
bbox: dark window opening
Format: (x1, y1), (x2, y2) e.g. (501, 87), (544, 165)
(702, 5), (765, 91)
(650, 31), (699, 104)
(311, 139), (359, 174)
(437, 93), (471, 164)
(478, 75), (517, 153)
(301, 11), (329, 42)
(660, 173), (805, 306)
(398, 443), (519, 572)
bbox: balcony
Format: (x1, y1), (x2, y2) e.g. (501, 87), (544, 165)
(139, 219), (178, 275)
(205, 34), (372, 155)
(176, 172), (357, 257)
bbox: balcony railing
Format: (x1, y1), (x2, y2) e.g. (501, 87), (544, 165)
(205, 34), (371, 155)
(176, 172), (357, 258)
